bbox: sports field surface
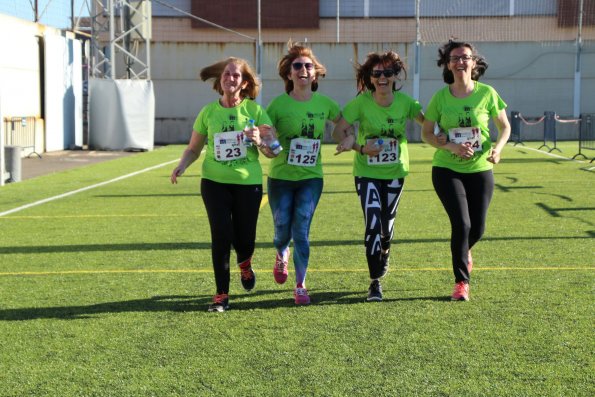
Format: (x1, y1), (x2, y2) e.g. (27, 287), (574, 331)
(0, 142), (593, 396)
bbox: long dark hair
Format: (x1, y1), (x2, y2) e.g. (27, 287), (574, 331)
(437, 39), (488, 84)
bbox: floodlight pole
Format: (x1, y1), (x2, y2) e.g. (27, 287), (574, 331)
(573, 0), (583, 118)
(413, 0), (420, 101)
(336, 0), (340, 43)
(256, 0), (263, 105)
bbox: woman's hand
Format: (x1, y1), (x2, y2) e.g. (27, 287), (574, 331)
(487, 148), (501, 164)
(362, 141), (382, 157)
(334, 134), (355, 155)
(244, 125), (262, 146)
(170, 165), (185, 184)
(448, 142), (474, 159)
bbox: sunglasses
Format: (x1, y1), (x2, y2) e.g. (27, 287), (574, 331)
(371, 69), (395, 78)
(291, 62), (314, 71)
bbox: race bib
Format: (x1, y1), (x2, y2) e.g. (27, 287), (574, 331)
(367, 138), (399, 165)
(448, 127), (483, 152)
(287, 138), (320, 167)
(214, 131), (248, 161)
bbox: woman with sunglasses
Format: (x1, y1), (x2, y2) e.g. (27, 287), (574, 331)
(333, 51), (424, 302)
(170, 57), (275, 312)
(421, 40), (510, 301)
(266, 41), (341, 304)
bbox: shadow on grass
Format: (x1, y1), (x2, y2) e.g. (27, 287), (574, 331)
(0, 290), (450, 321)
(1, 233), (593, 255)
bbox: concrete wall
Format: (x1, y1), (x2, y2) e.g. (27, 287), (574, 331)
(151, 40), (595, 144)
(0, 14), (83, 155)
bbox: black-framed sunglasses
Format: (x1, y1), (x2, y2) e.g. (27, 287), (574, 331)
(371, 69), (395, 78)
(292, 62), (314, 71)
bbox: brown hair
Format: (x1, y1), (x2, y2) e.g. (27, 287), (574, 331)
(437, 39), (488, 84)
(354, 51), (407, 94)
(199, 57), (261, 99)
(278, 40), (327, 94)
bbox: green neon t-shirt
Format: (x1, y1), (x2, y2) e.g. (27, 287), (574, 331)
(342, 91), (422, 179)
(425, 82), (507, 173)
(266, 92), (340, 181)
(193, 98), (272, 185)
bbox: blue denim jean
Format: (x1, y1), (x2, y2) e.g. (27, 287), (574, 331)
(267, 177), (323, 286)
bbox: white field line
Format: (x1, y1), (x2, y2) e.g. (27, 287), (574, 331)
(0, 159), (179, 218)
(514, 145), (587, 163)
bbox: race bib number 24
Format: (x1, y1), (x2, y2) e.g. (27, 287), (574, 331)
(448, 127), (483, 152)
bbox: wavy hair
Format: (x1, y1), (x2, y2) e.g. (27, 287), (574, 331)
(437, 39), (488, 84)
(354, 51), (407, 94)
(199, 57), (261, 99)
(278, 40), (327, 94)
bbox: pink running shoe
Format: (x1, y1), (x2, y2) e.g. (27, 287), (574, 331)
(294, 287), (311, 305)
(468, 250), (473, 274)
(273, 248), (289, 284)
(451, 281), (469, 301)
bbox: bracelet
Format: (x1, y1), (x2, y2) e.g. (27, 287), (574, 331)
(359, 145), (364, 155)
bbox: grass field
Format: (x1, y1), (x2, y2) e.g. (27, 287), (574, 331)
(0, 141), (593, 396)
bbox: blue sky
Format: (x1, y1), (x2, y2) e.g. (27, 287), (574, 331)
(0, 0), (88, 30)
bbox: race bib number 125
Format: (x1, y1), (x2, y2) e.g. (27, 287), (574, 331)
(288, 138), (320, 167)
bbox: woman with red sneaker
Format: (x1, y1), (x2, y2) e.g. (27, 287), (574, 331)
(266, 41), (341, 305)
(421, 40), (511, 301)
(171, 57), (276, 312)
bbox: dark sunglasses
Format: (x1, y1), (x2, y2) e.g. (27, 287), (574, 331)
(291, 62), (314, 71)
(371, 69), (395, 78)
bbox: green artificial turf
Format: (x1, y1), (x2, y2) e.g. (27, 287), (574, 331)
(0, 142), (592, 396)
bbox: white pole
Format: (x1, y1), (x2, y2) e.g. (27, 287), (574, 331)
(0, 92), (4, 186)
(109, 0), (115, 79)
(256, 0), (263, 105)
(336, 0), (340, 43)
(573, 0), (583, 118)
(413, 0), (420, 101)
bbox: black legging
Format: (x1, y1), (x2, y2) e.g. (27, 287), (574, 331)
(355, 177), (405, 279)
(201, 178), (263, 294)
(432, 167), (494, 283)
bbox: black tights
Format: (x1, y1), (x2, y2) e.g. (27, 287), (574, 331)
(201, 178), (263, 294)
(432, 167), (494, 283)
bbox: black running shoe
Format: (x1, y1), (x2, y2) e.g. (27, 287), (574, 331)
(380, 250), (390, 278)
(208, 294), (230, 312)
(240, 264), (256, 292)
(367, 280), (383, 302)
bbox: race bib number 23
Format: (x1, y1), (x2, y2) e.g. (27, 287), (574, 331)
(214, 131), (248, 161)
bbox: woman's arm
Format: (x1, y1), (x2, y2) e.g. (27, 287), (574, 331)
(332, 117), (356, 155)
(487, 109), (511, 164)
(171, 132), (207, 184)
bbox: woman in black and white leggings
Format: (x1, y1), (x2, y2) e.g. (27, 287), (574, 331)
(333, 51), (424, 301)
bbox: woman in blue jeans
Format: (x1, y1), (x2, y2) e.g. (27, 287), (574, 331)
(266, 41), (341, 304)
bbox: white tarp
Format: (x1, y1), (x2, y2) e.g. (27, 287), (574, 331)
(89, 78), (155, 151)
(44, 33), (83, 151)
